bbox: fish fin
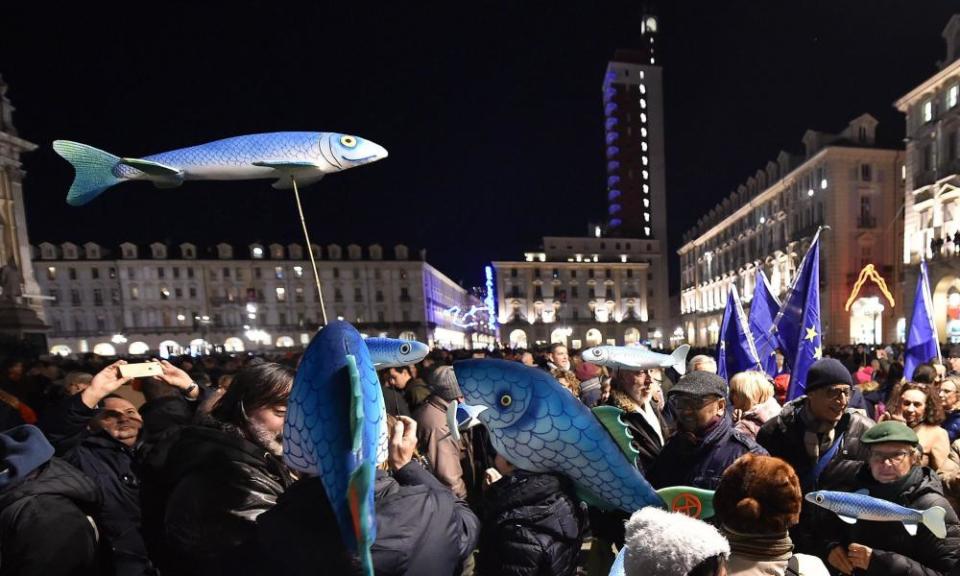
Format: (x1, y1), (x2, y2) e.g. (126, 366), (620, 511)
(252, 160), (324, 170)
(348, 463), (376, 576)
(670, 345), (690, 376)
(656, 486), (716, 520)
(271, 172), (325, 189)
(53, 140), (125, 206)
(121, 157), (182, 178)
(346, 354), (363, 453)
(922, 506), (947, 538)
(446, 400), (462, 442)
(592, 406), (639, 467)
(837, 514), (858, 524)
(854, 488), (870, 496)
(903, 522), (918, 536)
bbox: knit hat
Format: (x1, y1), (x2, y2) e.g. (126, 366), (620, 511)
(854, 366), (874, 385)
(0, 425), (55, 490)
(714, 454), (802, 534)
(804, 358), (852, 393)
(667, 370), (727, 399)
(575, 362), (600, 382)
(428, 366), (462, 402)
(623, 507), (730, 576)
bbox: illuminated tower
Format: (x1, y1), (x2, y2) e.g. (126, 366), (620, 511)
(603, 13), (667, 242)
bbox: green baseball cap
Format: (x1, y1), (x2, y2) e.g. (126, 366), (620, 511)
(861, 421), (919, 446)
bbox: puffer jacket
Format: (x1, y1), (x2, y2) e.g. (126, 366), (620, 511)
(478, 471), (585, 576)
(821, 464), (960, 575)
(944, 410), (960, 443)
(0, 457), (102, 576)
(648, 415), (767, 490)
(138, 416), (295, 576)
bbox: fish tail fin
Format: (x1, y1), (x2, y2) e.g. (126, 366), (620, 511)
(348, 463), (376, 576)
(922, 506), (947, 538)
(52, 140), (125, 206)
(671, 344), (690, 375)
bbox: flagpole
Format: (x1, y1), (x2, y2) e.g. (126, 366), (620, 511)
(773, 226), (827, 326)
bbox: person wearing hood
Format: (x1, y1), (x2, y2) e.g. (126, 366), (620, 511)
(756, 358), (874, 555)
(819, 421), (960, 575)
(251, 414), (480, 576)
(0, 424), (101, 576)
(477, 450), (586, 576)
(621, 507), (730, 576)
(714, 454), (829, 576)
(139, 362), (296, 576)
(40, 359), (195, 576)
(576, 362), (604, 408)
(648, 371), (767, 490)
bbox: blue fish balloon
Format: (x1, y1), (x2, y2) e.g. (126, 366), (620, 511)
(364, 337), (429, 368)
(806, 489), (947, 538)
(53, 132), (388, 206)
(453, 359), (664, 513)
(283, 321), (386, 575)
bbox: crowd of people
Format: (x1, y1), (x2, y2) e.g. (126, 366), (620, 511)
(3, 341), (960, 575)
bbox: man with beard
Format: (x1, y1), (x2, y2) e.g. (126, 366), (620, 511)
(140, 361), (296, 576)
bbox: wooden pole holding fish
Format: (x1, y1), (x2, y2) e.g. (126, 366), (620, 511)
(290, 175), (327, 325)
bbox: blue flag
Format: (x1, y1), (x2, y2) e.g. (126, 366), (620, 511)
(750, 268), (781, 378)
(774, 231), (822, 399)
(717, 285), (764, 382)
(904, 261), (941, 380)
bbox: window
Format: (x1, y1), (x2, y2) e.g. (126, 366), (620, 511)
(111, 289), (120, 305)
(223, 267), (231, 279)
(511, 286), (520, 298)
(860, 164), (872, 181)
(924, 100), (934, 123)
(374, 269), (381, 280)
(71, 289), (81, 306)
(295, 287), (304, 302)
(91, 268), (100, 280)
(402, 310), (411, 322)
(275, 266), (284, 279)
(333, 268), (339, 279)
(47, 266), (56, 280)
(334, 288), (343, 302)
(160, 287), (171, 300)
(605, 269), (612, 279)
(109, 267), (117, 279)
(376, 290), (384, 302)
(175, 288), (183, 299)
(93, 289), (103, 306)
(354, 287), (362, 302)
(400, 287), (410, 300)
(589, 269), (595, 279)
(949, 85), (959, 109)
(627, 269), (633, 278)
(293, 266), (303, 278)
(254, 267), (262, 279)
(279, 312), (287, 326)
(189, 287), (197, 299)
(377, 311), (385, 323)
(187, 268), (194, 279)
(69, 268), (77, 280)
(511, 269), (518, 278)
(353, 268), (360, 280)
(158, 267), (165, 279)
(276, 287), (286, 302)
(589, 287), (596, 299)
(49, 288), (59, 306)
(96, 315), (106, 332)
(571, 270), (577, 278)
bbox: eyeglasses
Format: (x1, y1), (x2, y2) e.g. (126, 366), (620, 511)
(668, 395), (720, 412)
(868, 449), (912, 465)
(813, 386), (851, 401)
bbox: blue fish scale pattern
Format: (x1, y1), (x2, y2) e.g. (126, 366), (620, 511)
(816, 490), (918, 521)
(114, 132), (324, 177)
(283, 321), (385, 551)
(453, 359), (663, 513)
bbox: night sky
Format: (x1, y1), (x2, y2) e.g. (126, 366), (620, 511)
(1, 1), (956, 291)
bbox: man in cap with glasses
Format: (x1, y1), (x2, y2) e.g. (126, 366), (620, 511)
(647, 370), (766, 491)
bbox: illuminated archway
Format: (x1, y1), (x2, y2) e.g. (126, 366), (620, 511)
(224, 337), (245, 352)
(585, 329), (603, 347)
(158, 340), (181, 359)
(399, 331), (418, 341)
(509, 329), (528, 349)
(624, 327), (641, 345)
(50, 345), (72, 357)
(276, 336), (295, 348)
(128, 342), (150, 355)
(92, 343), (116, 356)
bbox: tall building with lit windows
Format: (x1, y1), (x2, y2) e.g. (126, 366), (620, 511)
(602, 11), (670, 341)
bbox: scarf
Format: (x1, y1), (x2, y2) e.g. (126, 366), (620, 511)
(861, 465), (922, 503)
(800, 403), (838, 465)
(721, 524), (794, 561)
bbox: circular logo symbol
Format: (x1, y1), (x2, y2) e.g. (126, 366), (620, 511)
(671, 493), (703, 518)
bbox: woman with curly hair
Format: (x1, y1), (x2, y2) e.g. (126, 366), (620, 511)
(879, 381), (952, 473)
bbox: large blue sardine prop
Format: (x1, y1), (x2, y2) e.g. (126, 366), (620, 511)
(53, 132), (388, 206)
(283, 321), (385, 575)
(453, 359), (664, 513)
(364, 337), (429, 368)
(582, 344), (690, 374)
(806, 489), (947, 538)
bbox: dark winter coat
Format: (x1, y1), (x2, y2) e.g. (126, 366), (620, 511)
(39, 394), (153, 576)
(251, 462), (480, 576)
(822, 464), (960, 576)
(756, 396), (874, 556)
(478, 471), (585, 576)
(381, 384), (412, 417)
(0, 457), (101, 576)
(606, 391), (669, 473)
(648, 415), (767, 490)
(944, 410), (960, 443)
(138, 417), (295, 576)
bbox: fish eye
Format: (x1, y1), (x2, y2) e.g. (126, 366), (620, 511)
(815, 495), (823, 503)
(592, 349), (602, 357)
(400, 343), (411, 354)
(340, 135), (357, 148)
(499, 394), (512, 407)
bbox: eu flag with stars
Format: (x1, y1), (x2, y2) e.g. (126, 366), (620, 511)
(717, 285), (764, 382)
(904, 261), (941, 380)
(774, 231), (822, 400)
(750, 268), (781, 378)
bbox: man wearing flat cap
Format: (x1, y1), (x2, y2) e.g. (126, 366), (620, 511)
(647, 370), (767, 490)
(757, 357), (875, 555)
(820, 421), (960, 575)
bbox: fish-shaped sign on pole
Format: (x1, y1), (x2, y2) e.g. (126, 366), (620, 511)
(805, 489), (947, 538)
(581, 344), (689, 374)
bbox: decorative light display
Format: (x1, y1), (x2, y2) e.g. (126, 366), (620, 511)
(844, 264), (895, 311)
(485, 266), (497, 332)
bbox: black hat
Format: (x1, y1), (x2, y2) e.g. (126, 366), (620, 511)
(804, 358), (852, 393)
(668, 370), (727, 398)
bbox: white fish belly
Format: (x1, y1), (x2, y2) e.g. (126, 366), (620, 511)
(183, 165), (278, 180)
